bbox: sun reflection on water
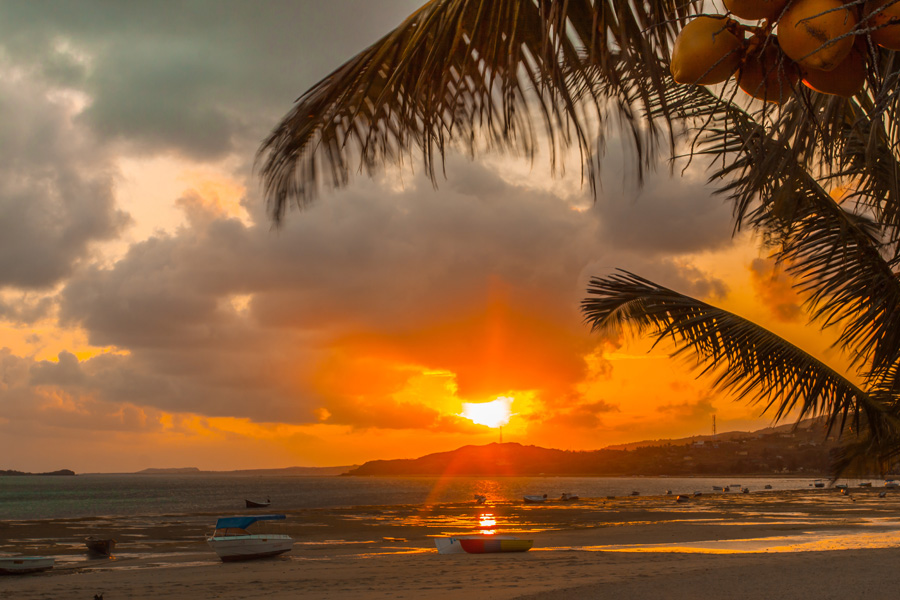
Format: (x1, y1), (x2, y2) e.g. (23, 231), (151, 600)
(478, 513), (497, 535)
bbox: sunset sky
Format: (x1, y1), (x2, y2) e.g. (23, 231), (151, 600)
(0, 1), (851, 473)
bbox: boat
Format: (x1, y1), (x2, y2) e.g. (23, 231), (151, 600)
(0, 556), (55, 575)
(245, 498), (270, 508)
(560, 493), (579, 501)
(723, 486), (730, 492)
(474, 494), (487, 504)
(435, 535), (518, 554)
(459, 538), (533, 554)
(675, 494), (690, 503)
(764, 484), (773, 489)
(84, 536), (116, 556)
(207, 515), (293, 562)
(885, 480), (899, 488)
(814, 480), (826, 488)
(860, 482), (872, 487)
(523, 494), (548, 503)
(712, 486), (723, 491)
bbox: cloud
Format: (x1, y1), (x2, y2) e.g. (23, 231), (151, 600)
(0, 65), (129, 292)
(749, 257), (804, 323)
(0, 0), (427, 160)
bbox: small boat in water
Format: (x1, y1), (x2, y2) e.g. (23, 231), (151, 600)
(523, 494), (548, 503)
(0, 556), (55, 575)
(207, 515), (293, 562)
(459, 538), (533, 554)
(814, 480), (826, 488)
(85, 536), (116, 556)
(245, 498), (271, 508)
(885, 480), (899, 488)
(860, 482), (872, 487)
(764, 484), (773, 490)
(560, 493), (580, 501)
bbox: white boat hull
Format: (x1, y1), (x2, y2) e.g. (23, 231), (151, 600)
(0, 556), (55, 575)
(207, 534), (293, 562)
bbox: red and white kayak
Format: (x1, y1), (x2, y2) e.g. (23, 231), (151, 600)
(459, 538), (533, 553)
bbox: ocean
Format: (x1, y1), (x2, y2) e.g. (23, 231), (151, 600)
(0, 474), (869, 520)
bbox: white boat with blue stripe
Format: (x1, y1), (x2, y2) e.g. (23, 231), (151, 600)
(207, 515), (293, 562)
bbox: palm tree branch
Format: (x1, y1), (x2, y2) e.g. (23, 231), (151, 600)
(581, 270), (893, 440)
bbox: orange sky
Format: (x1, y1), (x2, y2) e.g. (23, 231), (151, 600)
(0, 1), (855, 472)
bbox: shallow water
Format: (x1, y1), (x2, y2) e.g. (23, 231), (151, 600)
(0, 474), (874, 520)
(3, 476), (898, 571)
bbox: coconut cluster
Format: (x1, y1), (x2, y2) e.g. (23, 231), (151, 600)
(670, 0), (900, 102)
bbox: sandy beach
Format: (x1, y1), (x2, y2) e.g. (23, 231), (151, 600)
(4, 487), (900, 599)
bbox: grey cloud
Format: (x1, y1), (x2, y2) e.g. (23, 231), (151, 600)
(0, 73), (130, 292)
(592, 150), (734, 256)
(30, 351), (87, 386)
(0, 0), (425, 160)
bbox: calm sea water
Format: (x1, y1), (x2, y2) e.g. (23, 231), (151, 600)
(0, 474), (872, 520)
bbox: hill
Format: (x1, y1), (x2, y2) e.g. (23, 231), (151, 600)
(0, 469), (75, 477)
(344, 420), (846, 477)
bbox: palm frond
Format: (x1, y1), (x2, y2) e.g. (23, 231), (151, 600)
(636, 71), (900, 381)
(256, 0), (699, 222)
(581, 270), (893, 440)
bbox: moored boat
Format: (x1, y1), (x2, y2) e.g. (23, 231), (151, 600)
(245, 498), (271, 508)
(523, 494), (547, 503)
(85, 536), (116, 556)
(207, 515), (293, 562)
(459, 538), (533, 554)
(435, 535), (519, 554)
(0, 556), (55, 575)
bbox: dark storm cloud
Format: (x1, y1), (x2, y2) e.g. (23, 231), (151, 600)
(592, 150), (735, 256)
(0, 75), (130, 291)
(0, 0), (425, 159)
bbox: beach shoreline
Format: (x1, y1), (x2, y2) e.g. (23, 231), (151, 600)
(4, 487), (900, 598)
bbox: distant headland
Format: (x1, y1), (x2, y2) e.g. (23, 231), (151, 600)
(0, 469), (75, 477)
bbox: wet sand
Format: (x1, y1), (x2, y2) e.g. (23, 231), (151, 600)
(4, 487), (900, 599)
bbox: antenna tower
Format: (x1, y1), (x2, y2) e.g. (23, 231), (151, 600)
(712, 414), (717, 438)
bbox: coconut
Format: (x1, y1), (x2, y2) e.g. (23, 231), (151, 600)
(802, 45), (867, 96)
(724, 0), (790, 21)
(670, 16), (744, 85)
(738, 37), (799, 103)
(778, 0), (857, 71)
(865, 0), (900, 50)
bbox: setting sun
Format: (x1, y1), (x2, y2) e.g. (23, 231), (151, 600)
(461, 397), (514, 428)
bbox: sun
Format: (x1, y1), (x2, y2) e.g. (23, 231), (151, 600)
(460, 396), (513, 428)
